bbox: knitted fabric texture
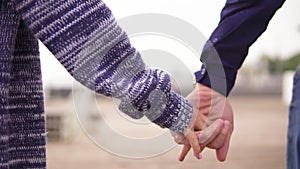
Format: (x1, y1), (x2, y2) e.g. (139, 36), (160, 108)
(0, 0), (193, 168)
(0, 1), (46, 168)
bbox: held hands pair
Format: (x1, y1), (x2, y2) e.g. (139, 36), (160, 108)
(171, 84), (234, 161)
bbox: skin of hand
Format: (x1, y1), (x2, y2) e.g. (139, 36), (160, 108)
(172, 84), (234, 162)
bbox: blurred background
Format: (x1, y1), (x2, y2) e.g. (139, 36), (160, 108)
(40, 0), (300, 168)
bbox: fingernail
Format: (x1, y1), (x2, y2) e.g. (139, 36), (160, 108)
(197, 133), (206, 144)
(198, 153), (203, 160)
(197, 133), (202, 140)
(224, 121), (230, 128)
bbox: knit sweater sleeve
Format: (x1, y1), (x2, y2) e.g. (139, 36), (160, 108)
(13, 0), (193, 134)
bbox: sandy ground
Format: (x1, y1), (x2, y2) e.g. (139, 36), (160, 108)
(46, 95), (289, 169)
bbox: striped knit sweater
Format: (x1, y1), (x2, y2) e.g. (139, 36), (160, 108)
(0, 0), (193, 168)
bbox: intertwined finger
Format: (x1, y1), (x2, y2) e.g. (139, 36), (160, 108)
(198, 119), (224, 144)
(207, 120), (230, 149)
(178, 144), (191, 161)
(179, 130), (201, 161)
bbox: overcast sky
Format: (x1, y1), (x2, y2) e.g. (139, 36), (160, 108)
(40, 0), (300, 87)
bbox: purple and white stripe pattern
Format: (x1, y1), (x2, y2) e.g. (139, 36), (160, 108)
(0, 0), (193, 167)
(15, 0), (193, 133)
(0, 1), (46, 168)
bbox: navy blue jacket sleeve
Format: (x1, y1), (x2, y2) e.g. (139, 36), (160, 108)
(195, 0), (285, 96)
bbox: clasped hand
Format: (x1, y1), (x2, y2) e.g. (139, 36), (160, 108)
(171, 84), (234, 162)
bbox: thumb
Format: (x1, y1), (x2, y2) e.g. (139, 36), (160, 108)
(198, 119), (224, 144)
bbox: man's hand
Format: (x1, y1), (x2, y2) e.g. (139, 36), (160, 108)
(173, 84), (234, 162)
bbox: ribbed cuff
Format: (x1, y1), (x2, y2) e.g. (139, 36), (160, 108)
(119, 90), (193, 134)
(152, 91), (193, 134)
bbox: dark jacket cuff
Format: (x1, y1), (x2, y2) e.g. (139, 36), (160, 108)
(194, 64), (236, 96)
